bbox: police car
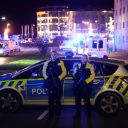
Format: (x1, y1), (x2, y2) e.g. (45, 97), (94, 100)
(0, 57), (128, 115)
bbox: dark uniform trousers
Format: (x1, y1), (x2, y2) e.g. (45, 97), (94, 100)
(47, 79), (63, 117)
(74, 81), (92, 113)
(43, 59), (67, 118)
(73, 63), (94, 114)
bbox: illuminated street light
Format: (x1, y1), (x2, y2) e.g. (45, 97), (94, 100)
(6, 23), (10, 33)
(88, 22), (93, 36)
(7, 23), (10, 29)
(3, 23), (10, 40)
(1, 17), (6, 20)
(102, 10), (107, 13)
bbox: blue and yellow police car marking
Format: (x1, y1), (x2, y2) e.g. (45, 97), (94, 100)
(122, 86), (128, 96)
(0, 81), (6, 88)
(124, 91), (128, 97)
(119, 82), (127, 93)
(112, 77), (122, 89)
(0, 80), (27, 92)
(103, 76), (115, 89)
(8, 81), (14, 87)
(4, 81), (11, 87)
(101, 75), (128, 96)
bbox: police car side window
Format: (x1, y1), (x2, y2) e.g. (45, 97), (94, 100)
(101, 63), (118, 76)
(13, 65), (43, 79)
(91, 62), (102, 76)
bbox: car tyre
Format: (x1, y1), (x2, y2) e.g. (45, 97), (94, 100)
(95, 92), (122, 115)
(0, 90), (22, 113)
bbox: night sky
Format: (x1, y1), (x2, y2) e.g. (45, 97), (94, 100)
(0, 0), (114, 34)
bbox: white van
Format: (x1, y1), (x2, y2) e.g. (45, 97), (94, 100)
(84, 37), (108, 58)
(0, 40), (20, 56)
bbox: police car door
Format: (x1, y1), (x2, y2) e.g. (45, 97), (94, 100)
(91, 61), (105, 98)
(13, 64), (47, 103)
(63, 59), (80, 105)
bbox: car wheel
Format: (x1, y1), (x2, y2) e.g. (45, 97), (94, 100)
(0, 90), (22, 113)
(96, 92), (122, 115)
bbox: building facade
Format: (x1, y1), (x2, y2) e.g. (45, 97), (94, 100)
(114, 0), (128, 51)
(37, 6), (74, 40)
(37, 6), (113, 43)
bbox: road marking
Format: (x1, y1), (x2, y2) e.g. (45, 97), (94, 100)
(37, 110), (48, 120)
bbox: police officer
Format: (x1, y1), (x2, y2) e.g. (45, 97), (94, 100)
(42, 51), (67, 119)
(73, 54), (95, 117)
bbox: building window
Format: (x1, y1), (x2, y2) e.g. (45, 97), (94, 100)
(58, 11), (66, 17)
(115, 10), (118, 16)
(37, 14), (40, 17)
(41, 14), (47, 17)
(120, 8), (122, 15)
(123, 7), (125, 14)
(127, 36), (128, 42)
(49, 25), (58, 31)
(127, 5), (128, 13)
(37, 26), (40, 31)
(127, 21), (128, 27)
(52, 18), (58, 23)
(122, 36), (124, 43)
(115, 23), (117, 29)
(41, 25), (47, 31)
(41, 19), (47, 23)
(119, 22), (121, 29)
(49, 12), (58, 17)
(37, 20), (40, 24)
(123, 22), (125, 28)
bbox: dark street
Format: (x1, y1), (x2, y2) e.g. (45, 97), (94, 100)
(0, 48), (128, 128)
(0, 106), (128, 128)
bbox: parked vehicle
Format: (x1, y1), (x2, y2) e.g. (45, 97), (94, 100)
(0, 40), (20, 56)
(0, 57), (128, 114)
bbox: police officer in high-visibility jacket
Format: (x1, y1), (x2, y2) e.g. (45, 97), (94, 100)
(42, 51), (67, 119)
(73, 54), (95, 117)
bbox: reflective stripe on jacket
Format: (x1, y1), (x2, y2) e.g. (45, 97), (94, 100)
(73, 62), (95, 84)
(42, 59), (67, 81)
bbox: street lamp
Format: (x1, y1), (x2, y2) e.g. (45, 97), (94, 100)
(0, 16), (6, 20)
(5, 23), (10, 33)
(3, 23), (10, 40)
(7, 23), (10, 29)
(1, 17), (6, 20)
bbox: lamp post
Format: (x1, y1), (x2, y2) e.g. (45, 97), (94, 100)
(7, 23), (10, 30)
(3, 23), (10, 40)
(1, 16), (6, 20)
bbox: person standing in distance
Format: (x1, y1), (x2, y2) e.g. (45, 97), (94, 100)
(73, 54), (95, 117)
(42, 51), (67, 119)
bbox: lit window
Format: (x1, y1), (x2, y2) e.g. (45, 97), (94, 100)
(115, 23), (117, 29)
(123, 7), (125, 14)
(115, 10), (118, 16)
(120, 8), (122, 15)
(123, 22), (125, 28)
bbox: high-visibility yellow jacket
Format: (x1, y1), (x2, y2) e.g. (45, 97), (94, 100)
(73, 62), (95, 84)
(42, 58), (67, 81)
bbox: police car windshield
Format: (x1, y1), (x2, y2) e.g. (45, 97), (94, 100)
(124, 64), (128, 71)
